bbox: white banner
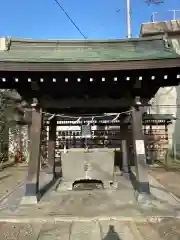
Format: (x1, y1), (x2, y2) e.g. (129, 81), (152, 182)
(135, 140), (145, 155)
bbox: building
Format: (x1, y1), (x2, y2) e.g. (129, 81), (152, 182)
(0, 28), (180, 203)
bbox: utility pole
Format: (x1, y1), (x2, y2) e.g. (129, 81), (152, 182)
(126, 0), (132, 38)
(151, 12), (157, 22)
(168, 9), (179, 21)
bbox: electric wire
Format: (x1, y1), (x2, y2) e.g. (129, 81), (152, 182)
(53, 0), (87, 39)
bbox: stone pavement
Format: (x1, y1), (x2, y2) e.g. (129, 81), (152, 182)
(0, 217), (180, 239)
(0, 164), (27, 201)
(148, 166), (180, 199)
(0, 172), (180, 221)
(1, 165), (180, 239)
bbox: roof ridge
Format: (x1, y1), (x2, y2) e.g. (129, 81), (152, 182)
(0, 35), (178, 63)
(7, 36), (163, 44)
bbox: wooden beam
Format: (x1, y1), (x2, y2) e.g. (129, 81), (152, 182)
(121, 124), (130, 175)
(47, 117), (56, 178)
(131, 105), (150, 195)
(0, 59), (180, 71)
(40, 97), (134, 109)
(143, 113), (175, 120)
(31, 81), (40, 91)
(21, 107), (42, 204)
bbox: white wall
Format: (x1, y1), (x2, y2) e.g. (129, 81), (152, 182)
(149, 85), (180, 157)
(148, 37), (180, 156)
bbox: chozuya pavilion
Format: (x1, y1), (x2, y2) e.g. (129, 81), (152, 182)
(0, 22), (180, 203)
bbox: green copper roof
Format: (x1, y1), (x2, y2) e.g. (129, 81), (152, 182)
(0, 36), (179, 63)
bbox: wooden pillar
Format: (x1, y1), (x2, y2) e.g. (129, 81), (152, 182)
(47, 117), (57, 178)
(132, 102), (150, 194)
(21, 104), (42, 204)
(120, 124), (130, 175)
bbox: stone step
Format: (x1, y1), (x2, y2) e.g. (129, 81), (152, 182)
(38, 221), (71, 240)
(136, 222), (162, 240)
(100, 220), (138, 240)
(0, 220), (165, 240)
(70, 221), (101, 240)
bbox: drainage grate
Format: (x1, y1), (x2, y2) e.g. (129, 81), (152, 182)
(73, 179), (103, 190)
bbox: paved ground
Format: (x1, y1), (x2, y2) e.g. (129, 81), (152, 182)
(0, 164), (27, 200)
(148, 166), (180, 199)
(1, 218), (180, 239)
(1, 164), (180, 239)
(0, 170), (179, 222)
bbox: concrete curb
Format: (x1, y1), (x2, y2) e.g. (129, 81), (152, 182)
(0, 215), (177, 224)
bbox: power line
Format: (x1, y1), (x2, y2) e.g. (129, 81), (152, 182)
(53, 0), (87, 39)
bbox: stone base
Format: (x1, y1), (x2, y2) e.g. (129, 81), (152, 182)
(103, 180), (117, 189)
(45, 166), (56, 178)
(122, 172), (130, 180)
(134, 191), (154, 207)
(20, 194), (40, 205)
(44, 172), (56, 183)
(57, 180), (118, 191)
(56, 181), (73, 192)
(110, 181), (118, 190)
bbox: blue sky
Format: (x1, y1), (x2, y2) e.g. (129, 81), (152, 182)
(1, 0), (180, 39)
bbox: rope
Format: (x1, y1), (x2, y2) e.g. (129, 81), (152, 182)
(43, 109), (133, 124)
(47, 114), (55, 121)
(73, 117), (82, 124)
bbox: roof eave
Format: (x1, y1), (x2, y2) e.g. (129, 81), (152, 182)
(0, 58), (179, 72)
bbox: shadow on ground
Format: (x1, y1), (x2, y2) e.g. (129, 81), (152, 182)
(102, 225), (122, 240)
(39, 171), (61, 199)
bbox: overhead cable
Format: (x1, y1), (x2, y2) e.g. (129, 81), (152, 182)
(53, 0), (87, 39)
